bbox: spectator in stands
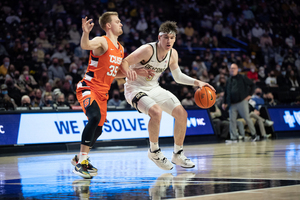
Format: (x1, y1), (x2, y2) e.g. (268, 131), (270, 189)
(181, 92), (194, 106)
(54, 93), (69, 108)
(42, 82), (52, 98)
(136, 17), (148, 33)
(277, 67), (289, 86)
(213, 21), (223, 35)
(42, 92), (53, 107)
(201, 32), (212, 48)
(34, 31), (53, 50)
(199, 69), (210, 83)
(247, 65), (258, 83)
(51, 45), (71, 65)
(107, 89), (121, 107)
(51, 0), (65, 14)
(264, 92), (278, 106)
(184, 22), (194, 37)
(251, 22), (264, 42)
(0, 57), (10, 77)
(222, 23), (232, 37)
(0, 84), (16, 110)
(243, 5), (255, 20)
(19, 66), (38, 89)
(210, 104), (230, 140)
(257, 66), (267, 83)
(191, 56), (207, 77)
(67, 93), (79, 107)
(61, 79), (74, 97)
(20, 95), (31, 108)
(48, 57), (66, 81)
(283, 49), (296, 67)
(251, 88), (265, 110)
(68, 62), (82, 85)
(201, 15), (213, 30)
(265, 70), (278, 87)
(287, 70), (299, 90)
(4, 76), (21, 106)
(32, 89), (43, 107)
(239, 101), (273, 140)
(5, 64), (16, 80)
(68, 24), (81, 48)
(260, 32), (273, 64)
(285, 34), (296, 48)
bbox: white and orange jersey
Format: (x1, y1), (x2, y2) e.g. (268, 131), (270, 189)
(77, 36), (124, 94)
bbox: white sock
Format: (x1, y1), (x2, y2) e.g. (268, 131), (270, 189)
(150, 141), (159, 152)
(78, 152), (88, 163)
(174, 144), (183, 153)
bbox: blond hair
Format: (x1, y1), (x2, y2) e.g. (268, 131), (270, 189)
(98, 12), (118, 31)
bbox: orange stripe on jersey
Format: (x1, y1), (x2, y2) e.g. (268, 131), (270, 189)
(77, 36), (124, 93)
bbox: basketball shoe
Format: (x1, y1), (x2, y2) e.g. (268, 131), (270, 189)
(73, 160), (92, 179)
(148, 149), (173, 170)
(71, 155), (98, 173)
(171, 150), (195, 168)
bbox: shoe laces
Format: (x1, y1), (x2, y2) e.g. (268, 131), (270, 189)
(176, 150), (190, 162)
(153, 149), (168, 163)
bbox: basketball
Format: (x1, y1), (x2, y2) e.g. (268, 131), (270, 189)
(194, 86), (216, 109)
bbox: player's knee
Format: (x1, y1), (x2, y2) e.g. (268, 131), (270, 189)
(88, 112), (101, 125)
(172, 106), (187, 121)
(148, 104), (162, 120)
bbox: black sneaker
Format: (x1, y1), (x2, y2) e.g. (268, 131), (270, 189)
(71, 155), (98, 173)
(251, 135), (259, 142)
(73, 160), (92, 179)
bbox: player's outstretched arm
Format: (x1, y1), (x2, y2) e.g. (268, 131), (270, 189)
(120, 44), (154, 81)
(169, 49), (215, 91)
(80, 17), (104, 50)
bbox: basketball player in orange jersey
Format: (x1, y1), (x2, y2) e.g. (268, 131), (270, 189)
(121, 21), (215, 170)
(72, 12), (146, 179)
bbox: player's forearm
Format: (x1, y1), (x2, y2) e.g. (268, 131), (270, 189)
(172, 67), (196, 86)
(120, 59), (130, 75)
(115, 70), (126, 78)
(80, 32), (91, 50)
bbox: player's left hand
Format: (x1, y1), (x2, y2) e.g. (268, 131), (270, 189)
(194, 80), (216, 92)
(135, 68), (155, 78)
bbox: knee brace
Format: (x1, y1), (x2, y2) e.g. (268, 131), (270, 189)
(81, 101), (101, 146)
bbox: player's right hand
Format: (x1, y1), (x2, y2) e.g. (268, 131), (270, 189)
(126, 69), (137, 81)
(82, 17), (94, 33)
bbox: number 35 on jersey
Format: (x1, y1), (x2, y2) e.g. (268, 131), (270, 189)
(107, 55), (122, 77)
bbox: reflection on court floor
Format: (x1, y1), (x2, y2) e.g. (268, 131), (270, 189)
(1, 139), (300, 199)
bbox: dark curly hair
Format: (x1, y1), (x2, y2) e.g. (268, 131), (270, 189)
(159, 21), (178, 34)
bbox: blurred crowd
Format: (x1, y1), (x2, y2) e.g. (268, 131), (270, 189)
(0, 0), (300, 111)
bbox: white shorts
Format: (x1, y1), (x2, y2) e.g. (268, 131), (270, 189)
(124, 85), (181, 115)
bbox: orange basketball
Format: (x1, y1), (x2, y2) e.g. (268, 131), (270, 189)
(194, 86), (216, 109)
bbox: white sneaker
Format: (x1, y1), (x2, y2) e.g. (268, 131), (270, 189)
(264, 119), (274, 127)
(171, 150), (195, 168)
(148, 149), (173, 170)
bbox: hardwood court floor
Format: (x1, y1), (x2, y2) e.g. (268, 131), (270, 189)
(1, 138), (300, 199)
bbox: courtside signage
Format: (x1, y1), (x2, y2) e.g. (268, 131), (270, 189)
(17, 110), (175, 144)
(267, 107), (300, 131)
(186, 110), (214, 136)
(0, 114), (20, 145)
